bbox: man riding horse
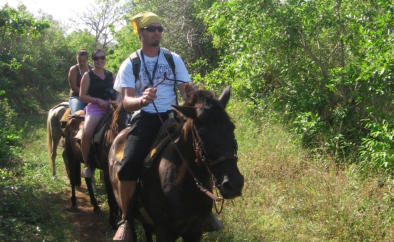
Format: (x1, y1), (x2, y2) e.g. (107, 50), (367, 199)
(112, 11), (221, 240)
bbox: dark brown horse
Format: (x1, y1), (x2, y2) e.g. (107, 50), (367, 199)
(62, 103), (127, 227)
(109, 87), (244, 241)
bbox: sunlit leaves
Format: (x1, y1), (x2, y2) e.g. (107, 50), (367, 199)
(202, 0), (393, 170)
(0, 6), (49, 37)
(359, 120), (393, 171)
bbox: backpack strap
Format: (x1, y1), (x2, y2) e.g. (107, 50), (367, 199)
(129, 50), (141, 82)
(129, 48), (179, 104)
(161, 48), (176, 78)
(161, 47), (178, 105)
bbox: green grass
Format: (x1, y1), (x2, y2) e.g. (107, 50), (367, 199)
(0, 112), (77, 241)
(0, 101), (392, 241)
(204, 101), (393, 241)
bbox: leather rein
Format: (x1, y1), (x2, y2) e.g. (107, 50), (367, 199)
(190, 124), (237, 214)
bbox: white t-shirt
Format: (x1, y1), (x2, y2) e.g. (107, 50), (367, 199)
(114, 48), (191, 113)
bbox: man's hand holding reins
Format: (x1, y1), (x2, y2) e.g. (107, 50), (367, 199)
(140, 87), (157, 107)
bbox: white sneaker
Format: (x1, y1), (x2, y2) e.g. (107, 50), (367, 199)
(82, 166), (93, 178)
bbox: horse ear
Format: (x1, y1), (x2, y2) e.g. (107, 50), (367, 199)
(218, 86), (231, 108)
(172, 105), (197, 119)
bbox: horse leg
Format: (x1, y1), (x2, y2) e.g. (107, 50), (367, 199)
(47, 115), (60, 177)
(91, 173), (97, 192)
(71, 184), (77, 208)
(85, 169), (100, 213)
(103, 166), (120, 228)
(50, 133), (61, 177)
(64, 150), (77, 208)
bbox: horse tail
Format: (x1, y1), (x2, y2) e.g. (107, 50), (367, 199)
(106, 103), (128, 147)
(47, 109), (54, 172)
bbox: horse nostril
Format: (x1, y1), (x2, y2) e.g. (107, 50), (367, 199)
(221, 176), (232, 190)
(221, 174), (244, 192)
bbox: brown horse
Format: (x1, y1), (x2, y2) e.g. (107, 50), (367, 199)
(62, 103), (127, 227)
(109, 86), (244, 241)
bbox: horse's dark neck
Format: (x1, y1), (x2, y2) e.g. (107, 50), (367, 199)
(175, 121), (212, 193)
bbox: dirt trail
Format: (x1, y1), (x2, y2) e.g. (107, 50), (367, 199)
(62, 185), (113, 242)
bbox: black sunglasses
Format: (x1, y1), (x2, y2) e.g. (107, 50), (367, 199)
(141, 25), (164, 33)
(93, 56), (106, 61)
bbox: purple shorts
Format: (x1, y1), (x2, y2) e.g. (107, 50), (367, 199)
(85, 101), (108, 117)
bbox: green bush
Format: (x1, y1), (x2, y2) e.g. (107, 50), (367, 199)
(359, 120), (393, 172)
(201, 0), (393, 171)
(0, 97), (21, 164)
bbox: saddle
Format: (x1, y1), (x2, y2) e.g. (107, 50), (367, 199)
(60, 108), (84, 128)
(60, 108), (71, 129)
(112, 118), (179, 168)
(61, 108), (111, 143)
(63, 108), (115, 170)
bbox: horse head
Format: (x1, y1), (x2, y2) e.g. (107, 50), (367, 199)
(173, 86), (244, 199)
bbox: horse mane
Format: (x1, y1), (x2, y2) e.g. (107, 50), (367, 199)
(105, 103), (128, 147)
(175, 89), (233, 144)
(185, 89), (232, 126)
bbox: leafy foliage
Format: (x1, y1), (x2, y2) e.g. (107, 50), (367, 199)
(105, 24), (140, 72)
(0, 5), (98, 163)
(64, 30), (97, 58)
(359, 120), (393, 171)
(108, 0), (219, 75)
(201, 0), (393, 171)
(0, 97), (21, 163)
(0, 5), (72, 111)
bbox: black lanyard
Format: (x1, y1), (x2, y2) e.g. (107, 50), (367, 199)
(140, 49), (160, 87)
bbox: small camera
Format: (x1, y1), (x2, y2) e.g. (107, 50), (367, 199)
(105, 88), (117, 100)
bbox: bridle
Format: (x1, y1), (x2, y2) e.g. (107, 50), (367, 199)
(190, 123), (238, 214)
(191, 124), (238, 167)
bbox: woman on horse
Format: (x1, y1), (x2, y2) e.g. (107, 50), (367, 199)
(79, 49), (116, 178)
(68, 49), (92, 114)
